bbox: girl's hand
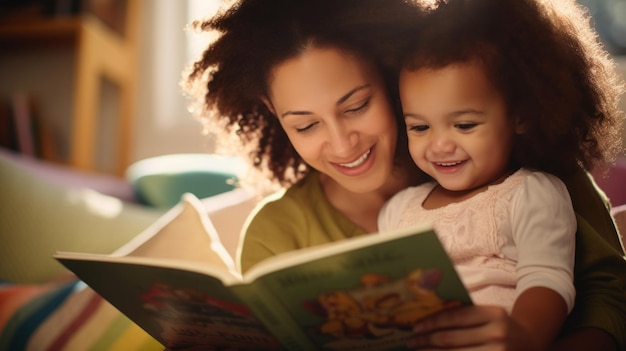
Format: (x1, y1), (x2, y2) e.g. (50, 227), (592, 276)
(407, 305), (531, 351)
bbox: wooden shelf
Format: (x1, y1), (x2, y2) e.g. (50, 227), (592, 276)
(0, 2), (139, 176)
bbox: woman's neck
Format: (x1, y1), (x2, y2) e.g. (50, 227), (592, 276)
(319, 164), (420, 233)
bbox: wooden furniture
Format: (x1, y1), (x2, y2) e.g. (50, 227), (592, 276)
(0, 1), (139, 176)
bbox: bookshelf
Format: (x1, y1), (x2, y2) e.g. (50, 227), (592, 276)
(0, 0), (139, 176)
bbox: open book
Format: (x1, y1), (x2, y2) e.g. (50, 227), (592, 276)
(55, 194), (472, 351)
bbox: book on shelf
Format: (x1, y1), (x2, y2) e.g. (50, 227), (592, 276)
(12, 91), (38, 157)
(55, 193), (472, 351)
(0, 91), (60, 161)
(0, 95), (18, 151)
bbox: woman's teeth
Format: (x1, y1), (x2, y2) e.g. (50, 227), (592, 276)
(340, 149), (371, 168)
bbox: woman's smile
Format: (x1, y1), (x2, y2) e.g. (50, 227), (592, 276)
(332, 146), (376, 177)
(338, 148), (372, 168)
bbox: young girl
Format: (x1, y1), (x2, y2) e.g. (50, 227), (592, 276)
(378, 0), (624, 349)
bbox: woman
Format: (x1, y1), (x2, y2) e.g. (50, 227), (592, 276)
(183, 0), (625, 349)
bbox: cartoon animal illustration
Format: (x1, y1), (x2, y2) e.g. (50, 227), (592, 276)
(388, 269), (458, 328)
(313, 268), (461, 340)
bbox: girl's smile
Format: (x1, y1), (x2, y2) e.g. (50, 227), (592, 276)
(431, 159), (467, 174)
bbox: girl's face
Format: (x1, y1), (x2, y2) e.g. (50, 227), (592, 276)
(399, 61), (516, 192)
(266, 46), (398, 193)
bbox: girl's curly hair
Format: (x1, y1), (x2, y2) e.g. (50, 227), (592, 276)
(403, 0), (625, 178)
(183, 0), (422, 186)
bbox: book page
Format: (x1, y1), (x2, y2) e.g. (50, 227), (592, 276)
(244, 223), (434, 282)
(55, 254), (282, 350)
(114, 193), (236, 274)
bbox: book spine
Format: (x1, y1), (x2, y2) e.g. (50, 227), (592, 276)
(233, 286), (317, 351)
(12, 92), (36, 157)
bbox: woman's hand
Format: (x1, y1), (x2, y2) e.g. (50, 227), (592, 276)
(408, 287), (570, 350)
(406, 305), (531, 351)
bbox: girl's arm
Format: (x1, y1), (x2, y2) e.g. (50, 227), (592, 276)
(406, 304), (540, 351)
(406, 303), (618, 351)
(510, 287), (568, 350)
(408, 172), (578, 350)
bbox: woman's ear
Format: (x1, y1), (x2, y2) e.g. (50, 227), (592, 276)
(262, 96), (276, 116)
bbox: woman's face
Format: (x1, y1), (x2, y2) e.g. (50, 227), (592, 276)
(266, 46), (398, 193)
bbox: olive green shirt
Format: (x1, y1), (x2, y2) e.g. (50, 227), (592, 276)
(239, 169), (626, 349)
(238, 171), (366, 273)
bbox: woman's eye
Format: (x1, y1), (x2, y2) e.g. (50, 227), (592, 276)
(295, 122), (318, 134)
(456, 122), (477, 131)
(345, 98), (370, 114)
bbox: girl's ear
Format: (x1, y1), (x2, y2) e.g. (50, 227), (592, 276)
(514, 116), (527, 134)
(262, 96), (276, 116)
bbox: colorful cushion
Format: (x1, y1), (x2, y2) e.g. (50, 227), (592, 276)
(0, 280), (163, 351)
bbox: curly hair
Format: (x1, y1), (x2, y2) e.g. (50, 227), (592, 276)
(402, 0), (625, 178)
(183, 0), (422, 186)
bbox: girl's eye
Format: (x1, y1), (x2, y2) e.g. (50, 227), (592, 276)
(345, 98), (370, 114)
(456, 122), (477, 131)
(295, 122), (319, 134)
(408, 124), (429, 132)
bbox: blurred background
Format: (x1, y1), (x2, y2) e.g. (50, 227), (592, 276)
(0, 0), (223, 177)
(0, 0), (624, 178)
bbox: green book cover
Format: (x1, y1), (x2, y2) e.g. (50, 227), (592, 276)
(55, 194), (472, 351)
(245, 225), (471, 351)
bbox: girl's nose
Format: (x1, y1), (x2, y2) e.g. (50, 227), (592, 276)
(429, 130), (456, 155)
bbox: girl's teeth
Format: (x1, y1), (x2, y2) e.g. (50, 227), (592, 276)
(341, 149), (371, 168)
(437, 161), (462, 166)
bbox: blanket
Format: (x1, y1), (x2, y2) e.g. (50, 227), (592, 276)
(0, 280), (162, 351)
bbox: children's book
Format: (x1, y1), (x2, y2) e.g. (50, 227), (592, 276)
(55, 193), (472, 351)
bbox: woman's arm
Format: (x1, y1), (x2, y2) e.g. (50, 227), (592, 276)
(553, 327), (618, 351)
(562, 169), (626, 351)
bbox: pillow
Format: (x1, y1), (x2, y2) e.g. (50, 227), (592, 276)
(126, 153), (247, 209)
(0, 280), (163, 351)
(0, 153), (166, 284)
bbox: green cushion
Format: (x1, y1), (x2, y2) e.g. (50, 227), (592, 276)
(126, 153), (247, 209)
(0, 153), (165, 284)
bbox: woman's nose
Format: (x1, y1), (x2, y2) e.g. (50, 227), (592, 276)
(327, 123), (357, 156)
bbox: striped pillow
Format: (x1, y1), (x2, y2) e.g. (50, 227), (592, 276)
(0, 280), (163, 351)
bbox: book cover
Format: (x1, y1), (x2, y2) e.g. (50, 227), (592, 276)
(55, 194), (472, 350)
